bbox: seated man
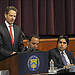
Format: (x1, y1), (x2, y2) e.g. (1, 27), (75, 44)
(48, 35), (75, 69)
(25, 34), (40, 52)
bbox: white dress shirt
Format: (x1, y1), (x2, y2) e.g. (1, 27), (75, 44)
(5, 21), (14, 42)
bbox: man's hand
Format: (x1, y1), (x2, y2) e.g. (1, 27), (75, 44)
(64, 64), (74, 69)
(11, 52), (16, 55)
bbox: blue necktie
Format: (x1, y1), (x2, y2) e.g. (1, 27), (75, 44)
(61, 52), (67, 66)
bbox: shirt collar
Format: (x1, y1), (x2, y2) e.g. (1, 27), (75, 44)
(5, 21), (13, 27)
(57, 47), (65, 54)
(59, 50), (65, 55)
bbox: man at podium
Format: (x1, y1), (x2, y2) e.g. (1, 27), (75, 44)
(0, 6), (26, 60)
(24, 34), (40, 52)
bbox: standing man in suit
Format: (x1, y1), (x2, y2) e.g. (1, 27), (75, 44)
(0, 6), (25, 60)
(48, 35), (75, 68)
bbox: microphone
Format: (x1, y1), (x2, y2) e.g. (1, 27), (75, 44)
(56, 54), (59, 58)
(22, 31), (26, 39)
(71, 59), (73, 64)
(27, 47), (36, 52)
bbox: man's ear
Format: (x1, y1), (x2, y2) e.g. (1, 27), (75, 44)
(57, 44), (58, 47)
(4, 14), (7, 19)
(27, 40), (29, 45)
(27, 42), (29, 45)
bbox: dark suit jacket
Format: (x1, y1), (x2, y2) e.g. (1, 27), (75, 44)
(0, 23), (25, 60)
(24, 47), (40, 52)
(48, 48), (75, 68)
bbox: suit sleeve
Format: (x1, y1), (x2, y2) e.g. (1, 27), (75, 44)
(69, 52), (75, 64)
(0, 33), (11, 57)
(48, 49), (64, 68)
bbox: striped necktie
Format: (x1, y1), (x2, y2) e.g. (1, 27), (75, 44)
(61, 51), (67, 66)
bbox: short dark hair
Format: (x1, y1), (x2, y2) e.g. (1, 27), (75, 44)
(28, 34), (40, 41)
(57, 35), (69, 45)
(5, 6), (18, 14)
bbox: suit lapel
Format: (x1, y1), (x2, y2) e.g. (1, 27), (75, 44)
(55, 48), (64, 64)
(3, 23), (12, 47)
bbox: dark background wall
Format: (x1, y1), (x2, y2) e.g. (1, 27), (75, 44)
(0, 0), (75, 38)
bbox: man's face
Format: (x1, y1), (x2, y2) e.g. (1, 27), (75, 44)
(5, 10), (17, 25)
(29, 37), (39, 49)
(57, 38), (68, 51)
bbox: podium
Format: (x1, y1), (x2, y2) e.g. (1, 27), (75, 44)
(0, 51), (48, 75)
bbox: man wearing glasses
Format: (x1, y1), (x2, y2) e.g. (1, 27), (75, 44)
(25, 34), (40, 52)
(48, 35), (75, 69)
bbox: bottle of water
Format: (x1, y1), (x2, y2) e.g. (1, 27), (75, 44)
(50, 59), (54, 72)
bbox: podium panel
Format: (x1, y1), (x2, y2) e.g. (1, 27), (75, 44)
(0, 51), (48, 75)
(0, 70), (10, 75)
(18, 51), (48, 74)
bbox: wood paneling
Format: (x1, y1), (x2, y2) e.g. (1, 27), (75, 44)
(23, 38), (75, 57)
(0, 54), (18, 75)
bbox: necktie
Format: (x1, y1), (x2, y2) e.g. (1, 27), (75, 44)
(9, 26), (13, 46)
(61, 51), (67, 66)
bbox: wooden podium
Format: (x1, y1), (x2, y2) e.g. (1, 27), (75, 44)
(0, 54), (18, 75)
(0, 51), (48, 75)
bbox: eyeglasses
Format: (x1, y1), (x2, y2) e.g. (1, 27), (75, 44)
(32, 42), (39, 45)
(59, 41), (67, 44)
